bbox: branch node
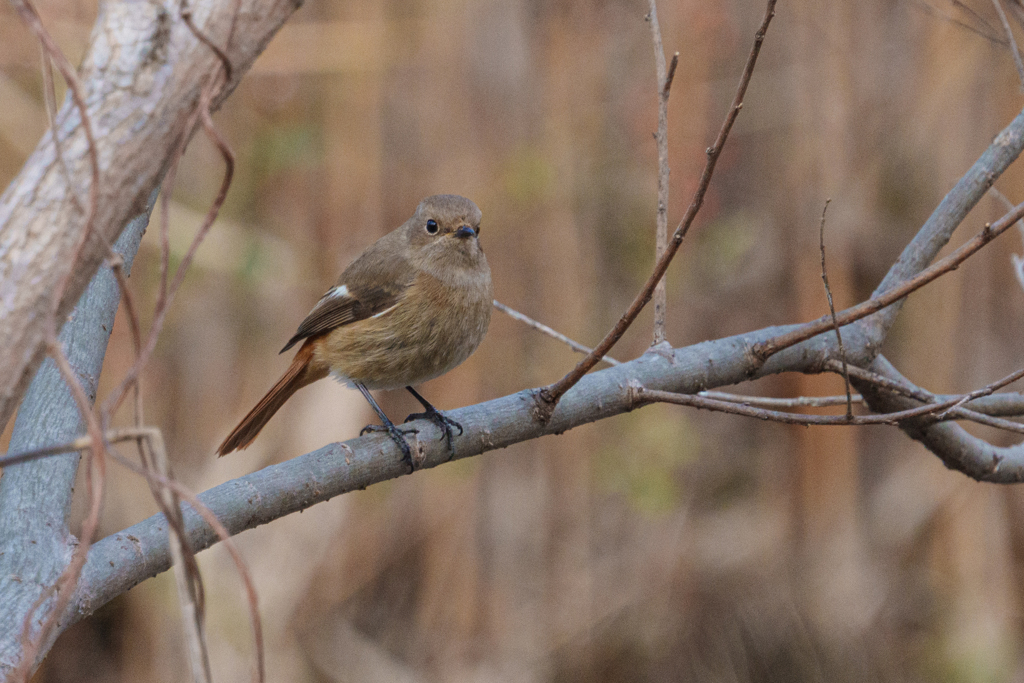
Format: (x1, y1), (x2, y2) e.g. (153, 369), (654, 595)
(663, 52), (679, 96)
(531, 389), (557, 425)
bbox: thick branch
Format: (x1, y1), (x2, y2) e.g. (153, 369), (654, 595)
(70, 314), (880, 627)
(866, 105), (1024, 338)
(0, 0), (302, 431)
(857, 357), (1024, 482)
(66, 308), (1024, 638)
(0, 193), (153, 675)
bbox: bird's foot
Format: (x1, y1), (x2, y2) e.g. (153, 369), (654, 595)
(361, 422), (418, 473)
(405, 406), (462, 461)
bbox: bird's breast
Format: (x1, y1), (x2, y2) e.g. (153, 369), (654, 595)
(316, 270), (492, 390)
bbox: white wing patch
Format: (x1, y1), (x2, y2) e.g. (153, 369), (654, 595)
(370, 303), (398, 319)
(325, 285), (349, 300)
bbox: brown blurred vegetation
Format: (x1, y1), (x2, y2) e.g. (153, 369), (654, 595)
(4, 0), (1024, 680)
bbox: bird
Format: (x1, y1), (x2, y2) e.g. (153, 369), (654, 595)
(217, 194), (492, 471)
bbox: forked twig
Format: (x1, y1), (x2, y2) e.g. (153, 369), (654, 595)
(937, 365), (1024, 419)
(536, 0), (778, 420)
(830, 360), (1024, 432)
(647, 0), (679, 345)
(753, 199), (1024, 362)
(640, 386), (1024, 434)
(818, 199), (853, 418)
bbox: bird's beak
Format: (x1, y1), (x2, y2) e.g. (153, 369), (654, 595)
(455, 225), (476, 239)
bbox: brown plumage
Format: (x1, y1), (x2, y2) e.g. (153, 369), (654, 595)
(217, 195), (492, 465)
(216, 340), (328, 453)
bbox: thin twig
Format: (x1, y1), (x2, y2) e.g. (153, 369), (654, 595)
(664, 52), (679, 96)
(753, 199), (1024, 362)
(39, 43), (56, 129)
(146, 429), (212, 683)
(992, 0), (1024, 90)
(38, 45), (83, 216)
(640, 387), (1024, 433)
(647, 0), (677, 345)
(698, 385), (1024, 423)
(493, 300), (620, 366)
(180, 1), (235, 83)
(826, 359), (1024, 433)
(825, 359), (932, 403)
(108, 256), (146, 425)
(148, 6), (235, 394)
(0, 427), (160, 468)
(937, 365), (1024, 419)
(105, 78), (236, 418)
(698, 391), (865, 408)
(955, 0), (1005, 38)
(536, 0), (778, 420)
(818, 199), (853, 418)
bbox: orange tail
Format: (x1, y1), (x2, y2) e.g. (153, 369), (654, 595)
(217, 340), (328, 456)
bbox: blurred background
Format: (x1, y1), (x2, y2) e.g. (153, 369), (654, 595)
(4, 0), (1024, 680)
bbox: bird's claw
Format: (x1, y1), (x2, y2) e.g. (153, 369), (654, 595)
(361, 423), (418, 473)
(405, 407), (462, 461)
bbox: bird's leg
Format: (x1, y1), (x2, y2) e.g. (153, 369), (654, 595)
(404, 386), (462, 461)
(355, 382), (416, 472)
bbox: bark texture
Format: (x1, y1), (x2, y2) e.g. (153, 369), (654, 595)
(0, 0), (302, 432)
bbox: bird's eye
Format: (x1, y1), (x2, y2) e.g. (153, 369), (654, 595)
(425, 219), (439, 234)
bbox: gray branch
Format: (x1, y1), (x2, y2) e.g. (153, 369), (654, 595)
(67, 98), (1024, 635)
(865, 106), (1024, 338)
(0, 192), (153, 674)
(0, 0), (302, 434)
(72, 322), (879, 625)
(2, 2), (1024, 677)
(857, 356), (1024, 482)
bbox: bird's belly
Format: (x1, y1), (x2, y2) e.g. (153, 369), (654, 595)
(315, 286), (491, 390)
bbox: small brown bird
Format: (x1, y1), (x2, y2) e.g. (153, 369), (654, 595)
(217, 194), (492, 469)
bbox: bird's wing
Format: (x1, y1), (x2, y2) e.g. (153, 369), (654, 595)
(280, 247), (413, 353)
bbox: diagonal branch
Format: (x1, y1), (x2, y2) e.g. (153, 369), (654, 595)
(864, 105), (1024, 340)
(0, 195), (153, 677)
(45, 313), (895, 633)
(857, 356), (1024, 481)
(535, 0), (778, 420)
(754, 198), (1024, 362)
(0, 0), (303, 433)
